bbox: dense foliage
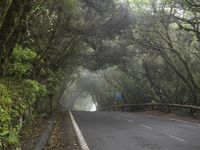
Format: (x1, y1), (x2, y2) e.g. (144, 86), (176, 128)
(0, 0), (200, 149)
(0, 45), (48, 149)
(75, 0), (200, 108)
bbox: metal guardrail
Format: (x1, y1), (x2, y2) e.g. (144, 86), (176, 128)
(100, 103), (200, 114)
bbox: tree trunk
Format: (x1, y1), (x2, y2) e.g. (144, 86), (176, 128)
(0, 0), (32, 76)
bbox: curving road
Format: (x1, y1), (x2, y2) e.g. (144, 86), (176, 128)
(72, 111), (200, 150)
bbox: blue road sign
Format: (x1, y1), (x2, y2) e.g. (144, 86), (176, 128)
(116, 92), (123, 101)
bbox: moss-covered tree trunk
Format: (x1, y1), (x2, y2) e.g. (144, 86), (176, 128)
(0, 0), (32, 76)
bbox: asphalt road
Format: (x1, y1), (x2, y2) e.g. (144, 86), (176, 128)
(72, 111), (200, 150)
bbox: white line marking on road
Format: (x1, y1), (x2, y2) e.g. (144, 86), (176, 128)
(166, 118), (200, 127)
(69, 111), (90, 150)
(163, 133), (185, 142)
(125, 119), (153, 129)
(138, 123), (153, 130)
(127, 119), (134, 123)
(116, 116), (122, 119)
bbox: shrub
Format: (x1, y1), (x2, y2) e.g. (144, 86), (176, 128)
(0, 78), (47, 149)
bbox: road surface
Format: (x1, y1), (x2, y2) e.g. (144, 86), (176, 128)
(72, 111), (200, 150)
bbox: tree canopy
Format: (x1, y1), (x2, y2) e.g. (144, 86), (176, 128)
(0, 0), (200, 149)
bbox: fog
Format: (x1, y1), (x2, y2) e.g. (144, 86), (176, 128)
(59, 70), (100, 111)
(60, 87), (97, 111)
(73, 94), (97, 111)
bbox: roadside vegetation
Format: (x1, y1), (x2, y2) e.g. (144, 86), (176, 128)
(0, 0), (199, 149)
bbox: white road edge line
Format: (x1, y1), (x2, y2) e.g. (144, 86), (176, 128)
(138, 123), (153, 130)
(163, 133), (185, 142)
(166, 118), (200, 127)
(69, 111), (90, 150)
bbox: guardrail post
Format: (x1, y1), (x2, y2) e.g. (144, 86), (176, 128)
(122, 106), (125, 112)
(190, 108), (197, 116)
(168, 105), (171, 113)
(190, 108), (193, 116)
(151, 105), (154, 111)
(115, 106), (118, 111)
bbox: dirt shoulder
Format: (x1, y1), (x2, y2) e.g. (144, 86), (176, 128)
(20, 112), (80, 150)
(20, 117), (51, 150)
(46, 112), (80, 150)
